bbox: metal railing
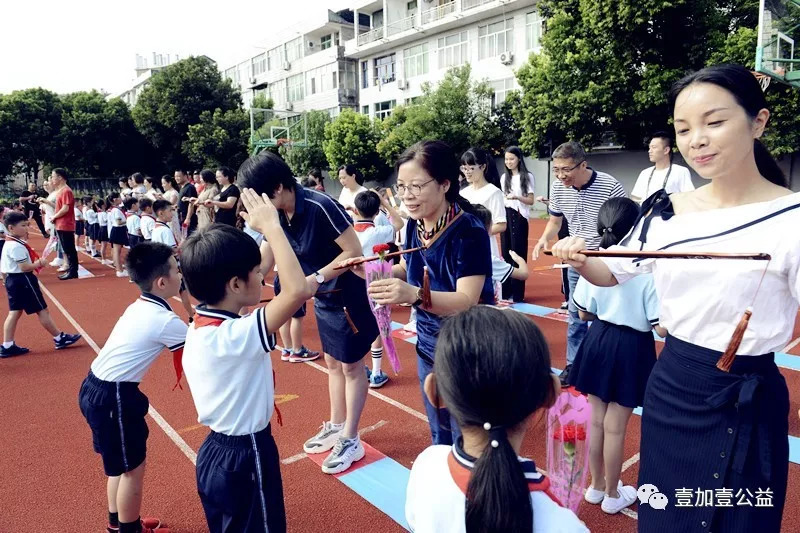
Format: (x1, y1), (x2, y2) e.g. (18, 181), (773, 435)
(462, 0), (495, 11)
(421, 1), (457, 25)
(387, 14), (417, 36)
(357, 26), (384, 46)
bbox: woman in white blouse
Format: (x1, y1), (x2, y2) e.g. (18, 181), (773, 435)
(500, 146), (534, 302)
(161, 175), (182, 243)
(551, 64), (796, 533)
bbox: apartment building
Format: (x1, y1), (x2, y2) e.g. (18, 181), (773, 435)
(113, 53), (183, 107)
(345, 0), (542, 119)
(221, 9), (365, 116)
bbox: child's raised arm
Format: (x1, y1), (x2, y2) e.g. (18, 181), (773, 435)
(379, 192), (404, 232)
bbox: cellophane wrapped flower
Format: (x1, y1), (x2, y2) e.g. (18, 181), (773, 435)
(364, 244), (400, 374)
(546, 388), (591, 512)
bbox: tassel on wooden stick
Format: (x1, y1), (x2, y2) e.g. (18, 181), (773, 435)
(716, 307), (753, 372)
(343, 306), (359, 334)
(421, 265), (432, 309)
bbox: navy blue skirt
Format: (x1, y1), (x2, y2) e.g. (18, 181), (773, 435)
(568, 320), (655, 408)
(637, 335), (788, 533)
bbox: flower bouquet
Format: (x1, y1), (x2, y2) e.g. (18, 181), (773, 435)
(364, 243), (401, 374)
(546, 387), (591, 512)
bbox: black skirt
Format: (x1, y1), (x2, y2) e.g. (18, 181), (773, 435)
(109, 226), (128, 246)
(637, 335), (788, 533)
(568, 319), (655, 408)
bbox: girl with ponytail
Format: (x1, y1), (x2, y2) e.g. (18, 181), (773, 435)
(566, 197), (664, 514)
(405, 306), (588, 533)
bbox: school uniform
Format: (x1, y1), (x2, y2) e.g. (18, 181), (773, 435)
(278, 184), (378, 363)
(567, 274), (659, 408)
(404, 206), (493, 445)
(78, 294), (187, 476)
(353, 219), (395, 257)
(108, 206), (128, 246)
(1, 236), (47, 315)
(604, 190), (800, 533)
(140, 213), (156, 241)
(74, 206), (85, 237)
(406, 440), (589, 533)
(126, 212), (142, 248)
(96, 211), (108, 242)
(0, 221), (6, 256)
(182, 306), (285, 533)
(151, 221), (187, 295)
(85, 208), (99, 241)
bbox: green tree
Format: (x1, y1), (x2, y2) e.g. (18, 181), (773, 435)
(132, 56), (243, 169)
(184, 108), (249, 169)
(323, 109), (388, 181)
(280, 110), (331, 176)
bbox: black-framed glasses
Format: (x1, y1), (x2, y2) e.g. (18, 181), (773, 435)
(396, 178), (435, 197)
(553, 160), (585, 176)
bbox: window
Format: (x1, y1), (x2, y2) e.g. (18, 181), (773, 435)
(489, 78), (516, 107)
(526, 12), (543, 51)
(252, 53), (266, 77)
(310, 77), (316, 95)
(334, 32), (340, 46)
(407, 1), (417, 11)
(321, 34), (332, 50)
(373, 9), (384, 28)
(332, 71), (338, 88)
(285, 37), (303, 62)
(403, 43), (429, 78)
(437, 31), (468, 68)
(478, 18), (514, 59)
(267, 47), (281, 71)
(361, 61), (369, 89)
(362, 105), (369, 115)
(374, 54), (396, 85)
(405, 96), (421, 105)
(375, 100), (396, 120)
(287, 73), (304, 102)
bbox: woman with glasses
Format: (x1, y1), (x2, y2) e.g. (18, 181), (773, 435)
(343, 141), (493, 445)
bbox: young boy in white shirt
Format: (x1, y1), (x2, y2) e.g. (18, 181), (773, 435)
(352, 190), (403, 388)
(151, 200), (193, 320)
(138, 198), (156, 241)
(124, 197), (142, 247)
(79, 241), (187, 533)
(180, 188), (310, 533)
(0, 211), (82, 357)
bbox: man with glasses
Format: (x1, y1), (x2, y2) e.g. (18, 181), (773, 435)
(532, 141), (626, 385)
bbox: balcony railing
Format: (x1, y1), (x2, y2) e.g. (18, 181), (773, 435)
(421, 1), (457, 25)
(462, 0), (495, 11)
(387, 14), (417, 36)
(358, 26), (384, 46)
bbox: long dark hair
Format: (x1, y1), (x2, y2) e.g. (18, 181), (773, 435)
(395, 141), (476, 215)
(161, 175), (179, 191)
(461, 147), (501, 188)
(503, 146), (532, 195)
(668, 64), (786, 187)
(338, 164), (364, 185)
(597, 197), (639, 249)
(435, 306), (555, 533)
(144, 175), (161, 192)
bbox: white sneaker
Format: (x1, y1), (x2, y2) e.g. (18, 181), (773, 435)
(116, 270), (129, 278)
(403, 320), (417, 333)
(49, 258), (63, 267)
(57, 265), (69, 272)
(303, 421), (343, 454)
(585, 480), (623, 505)
(601, 485), (638, 514)
(321, 436), (365, 474)
(102, 259), (112, 265)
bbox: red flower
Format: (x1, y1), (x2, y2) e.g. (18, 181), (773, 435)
(553, 424), (587, 444)
(373, 243), (391, 254)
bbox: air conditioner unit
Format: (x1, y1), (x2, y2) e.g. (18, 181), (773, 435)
(397, 78), (408, 90)
(285, 102), (294, 111)
(499, 51), (514, 65)
(249, 77), (258, 86)
(283, 61), (291, 71)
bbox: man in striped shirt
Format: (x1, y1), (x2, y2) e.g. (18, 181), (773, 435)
(532, 141), (626, 384)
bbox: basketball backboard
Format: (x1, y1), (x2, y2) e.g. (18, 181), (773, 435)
(249, 108), (309, 155)
(756, 0), (800, 88)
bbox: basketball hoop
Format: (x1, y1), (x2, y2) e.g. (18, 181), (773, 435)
(276, 138), (293, 149)
(752, 71), (771, 92)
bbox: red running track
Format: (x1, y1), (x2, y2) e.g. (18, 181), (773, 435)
(0, 220), (798, 532)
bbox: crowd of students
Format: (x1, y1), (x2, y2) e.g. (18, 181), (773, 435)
(1, 64), (797, 533)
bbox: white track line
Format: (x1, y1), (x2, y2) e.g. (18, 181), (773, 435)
(621, 452), (640, 472)
(784, 336), (800, 352)
(281, 419), (388, 465)
(38, 282), (198, 466)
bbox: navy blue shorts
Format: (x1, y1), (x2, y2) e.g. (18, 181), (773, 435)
(78, 371), (149, 476)
(196, 425), (286, 533)
(274, 276), (306, 318)
(128, 234), (141, 248)
(109, 226), (128, 246)
(5, 272), (47, 315)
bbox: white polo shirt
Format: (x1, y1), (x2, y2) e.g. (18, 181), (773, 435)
(126, 213), (141, 236)
(1, 239), (31, 274)
(354, 220), (395, 256)
(631, 164), (694, 202)
(90, 294), (187, 383)
(140, 214), (156, 240)
(151, 221), (177, 248)
(182, 306), (278, 436)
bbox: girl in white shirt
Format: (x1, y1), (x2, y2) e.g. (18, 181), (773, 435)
(500, 146), (535, 302)
(551, 64), (796, 533)
(459, 147), (506, 262)
(406, 306), (587, 533)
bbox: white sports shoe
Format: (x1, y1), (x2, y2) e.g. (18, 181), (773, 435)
(321, 436), (365, 474)
(116, 270), (129, 278)
(49, 258), (63, 267)
(303, 421), (343, 454)
(601, 485), (638, 514)
(585, 480), (623, 505)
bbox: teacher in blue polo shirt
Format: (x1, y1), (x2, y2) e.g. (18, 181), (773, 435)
(351, 140), (493, 445)
(532, 141), (626, 385)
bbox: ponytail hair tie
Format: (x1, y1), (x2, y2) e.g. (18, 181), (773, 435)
(483, 422), (506, 448)
(602, 227), (613, 234)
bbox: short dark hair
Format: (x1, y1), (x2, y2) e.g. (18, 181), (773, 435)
(470, 204), (492, 231)
(139, 197), (153, 210)
(217, 166), (236, 182)
(552, 141), (587, 163)
(126, 242), (175, 292)
(354, 190), (381, 218)
(4, 211), (28, 227)
(181, 224), (261, 305)
(200, 169), (216, 185)
(238, 151), (297, 198)
(123, 197), (138, 211)
(308, 168), (323, 180)
(650, 131), (673, 150)
(152, 199), (172, 216)
(107, 192), (120, 205)
(52, 168), (70, 181)
(132, 172), (145, 185)
(300, 177), (317, 189)
(338, 164), (364, 185)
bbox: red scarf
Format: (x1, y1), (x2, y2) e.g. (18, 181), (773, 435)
(353, 220), (374, 232)
(5, 235), (42, 274)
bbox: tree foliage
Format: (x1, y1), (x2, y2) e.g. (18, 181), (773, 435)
(280, 110), (331, 176)
(0, 88), (63, 181)
(323, 109), (388, 181)
(184, 108), (249, 169)
(132, 56), (243, 170)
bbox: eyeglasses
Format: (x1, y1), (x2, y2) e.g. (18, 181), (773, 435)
(396, 178), (435, 197)
(460, 165), (479, 174)
(553, 160), (585, 176)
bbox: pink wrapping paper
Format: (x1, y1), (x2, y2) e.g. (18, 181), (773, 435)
(364, 259), (400, 374)
(546, 388), (592, 512)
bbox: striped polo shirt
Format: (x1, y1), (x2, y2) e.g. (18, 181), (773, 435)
(548, 169), (626, 250)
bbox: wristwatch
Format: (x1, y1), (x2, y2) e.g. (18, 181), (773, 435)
(313, 271), (325, 284)
(410, 286), (424, 308)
